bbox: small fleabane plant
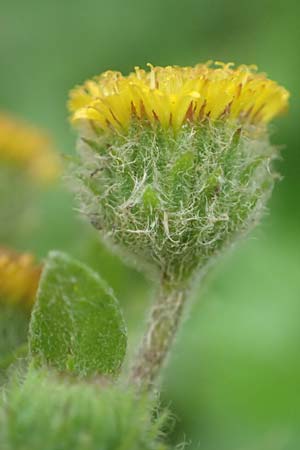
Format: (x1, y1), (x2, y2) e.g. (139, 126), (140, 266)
(68, 61), (289, 390)
(0, 62), (289, 450)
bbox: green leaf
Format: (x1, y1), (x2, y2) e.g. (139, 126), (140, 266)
(29, 251), (127, 377)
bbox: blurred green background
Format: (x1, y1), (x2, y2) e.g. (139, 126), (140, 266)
(1, 0), (299, 448)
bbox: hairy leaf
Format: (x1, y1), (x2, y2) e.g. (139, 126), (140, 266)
(29, 251), (126, 377)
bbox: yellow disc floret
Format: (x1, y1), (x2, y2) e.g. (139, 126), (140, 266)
(69, 62), (289, 133)
(0, 247), (41, 309)
(0, 113), (60, 183)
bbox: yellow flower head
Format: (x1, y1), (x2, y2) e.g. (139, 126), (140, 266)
(0, 113), (61, 183)
(0, 247), (41, 309)
(69, 62), (289, 133)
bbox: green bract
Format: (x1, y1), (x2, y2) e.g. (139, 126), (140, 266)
(73, 121), (276, 282)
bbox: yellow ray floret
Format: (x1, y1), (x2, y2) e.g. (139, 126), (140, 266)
(69, 62), (289, 133)
(0, 247), (41, 309)
(0, 113), (61, 183)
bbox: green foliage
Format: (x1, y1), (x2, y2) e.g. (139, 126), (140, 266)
(0, 368), (169, 450)
(73, 121), (276, 282)
(0, 1), (297, 448)
(29, 251), (127, 377)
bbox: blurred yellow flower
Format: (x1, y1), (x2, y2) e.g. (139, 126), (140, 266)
(0, 113), (60, 183)
(69, 62), (289, 133)
(0, 247), (41, 309)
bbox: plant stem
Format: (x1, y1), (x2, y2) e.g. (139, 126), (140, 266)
(130, 278), (189, 391)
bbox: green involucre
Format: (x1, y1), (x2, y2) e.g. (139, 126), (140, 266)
(73, 121), (276, 281)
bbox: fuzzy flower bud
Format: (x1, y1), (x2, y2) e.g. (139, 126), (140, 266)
(69, 62), (288, 283)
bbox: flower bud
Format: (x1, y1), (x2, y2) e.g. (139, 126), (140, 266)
(69, 62), (289, 282)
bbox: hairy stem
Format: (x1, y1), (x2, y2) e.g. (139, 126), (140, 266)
(130, 279), (189, 390)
